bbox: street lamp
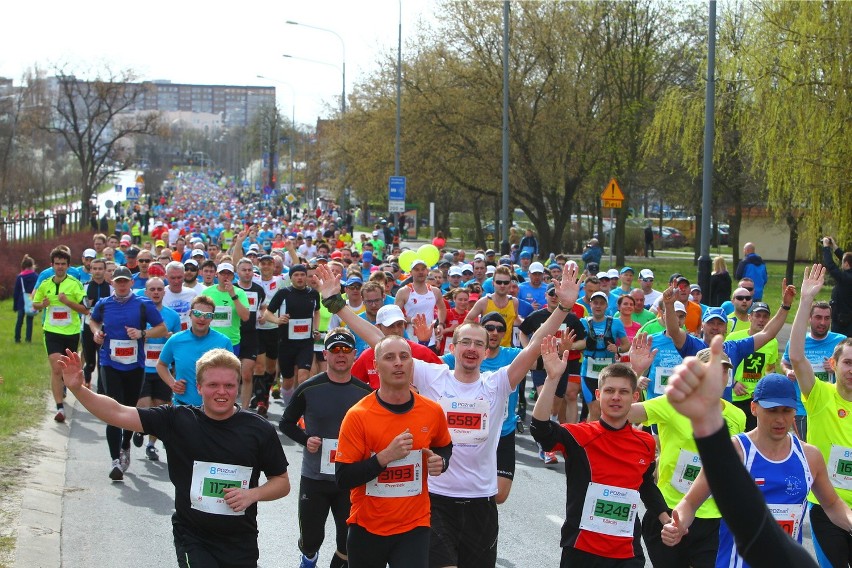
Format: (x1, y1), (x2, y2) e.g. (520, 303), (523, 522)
(256, 75), (297, 200)
(284, 21), (346, 115)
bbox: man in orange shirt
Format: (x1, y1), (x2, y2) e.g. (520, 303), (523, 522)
(334, 335), (453, 568)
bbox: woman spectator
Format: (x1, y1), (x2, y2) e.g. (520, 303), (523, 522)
(709, 255), (732, 307)
(432, 230), (447, 249)
(13, 254), (38, 343)
(616, 294), (641, 362)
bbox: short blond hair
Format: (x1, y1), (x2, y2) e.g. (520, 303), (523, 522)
(196, 348), (240, 386)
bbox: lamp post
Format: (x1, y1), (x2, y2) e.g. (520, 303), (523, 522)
(284, 21), (348, 216)
(256, 75), (297, 198)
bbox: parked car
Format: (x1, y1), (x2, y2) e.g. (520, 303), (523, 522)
(653, 226), (688, 248)
(716, 224), (730, 245)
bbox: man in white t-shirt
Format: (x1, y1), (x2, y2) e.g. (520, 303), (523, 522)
(313, 262), (582, 568)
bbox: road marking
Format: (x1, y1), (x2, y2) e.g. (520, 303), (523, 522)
(547, 514), (563, 526)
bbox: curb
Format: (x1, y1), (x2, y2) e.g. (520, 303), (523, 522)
(13, 396), (74, 568)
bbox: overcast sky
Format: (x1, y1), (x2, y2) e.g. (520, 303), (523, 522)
(1, 0), (440, 125)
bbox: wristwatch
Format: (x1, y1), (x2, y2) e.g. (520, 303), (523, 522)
(231, 295), (239, 301)
(141, 330), (146, 339)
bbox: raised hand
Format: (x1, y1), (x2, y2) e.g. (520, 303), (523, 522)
(57, 349), (85, 390)
(661, 509), (689, 547)
(412, 313), (433, 342)
(800, 264), (825, 300)
(313, 264), (343, 299)
(554, 264), (580, 306)
(629, 333), (658, 376)
(780, 277), (796, 306)
(541, 335), (569, 380)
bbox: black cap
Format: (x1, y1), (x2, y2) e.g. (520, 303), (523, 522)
(480, 311), (507, 328)
(259, 254), (274, 262)
(125, 246), (140, 258)
(587, 262), (599, 273)
(325, 330), (355, 350)
(289, 263), (307, 274)
(112, 266), (133, 281)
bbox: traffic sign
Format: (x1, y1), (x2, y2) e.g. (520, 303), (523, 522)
(126, 186), (140, 201)
(389, 176), (406, 201)
(285, 194), (296, 204)
(601, 178), (624, 201)
(114, 184), (122, 193)
(388, 200), (406, 213)
(603, 199), (623, 209)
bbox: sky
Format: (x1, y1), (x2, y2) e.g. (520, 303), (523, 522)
(1, 0), (440, 126)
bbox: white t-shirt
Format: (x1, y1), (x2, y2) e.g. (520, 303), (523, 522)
(413, 361), (511, 498)
(163, 287), (199, 330)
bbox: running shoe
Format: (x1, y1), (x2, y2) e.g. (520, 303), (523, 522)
(299, 553), (318, 568)
(271, 383), (281, 399)
(109, 459), (123, 481)
(516, 418), (525, 434)
(119, 449), (130, 472)
(257, 402), (268, 418)
(543, 451), (559, 465)
(528, 389), (537, 402)
(146, 445), (160, 461)
(132, 432), (145, 448)
(54, 410), (66, 423)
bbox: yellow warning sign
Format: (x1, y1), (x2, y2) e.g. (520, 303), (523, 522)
(601, 178), (624, 201)
(603, 199), (623, 209)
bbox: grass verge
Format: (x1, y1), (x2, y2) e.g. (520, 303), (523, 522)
(0, 301), (50, 566)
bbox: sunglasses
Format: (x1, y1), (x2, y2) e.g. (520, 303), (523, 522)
(742, 287), (754, 292)
(547, 290), (557, 297)
(185, 266), (198, 271)
(642, 278), (654, 282)
(690, 290), (702, 294)
(346, 283), (362, 289)
(327, 345), (354, 354)
(191, 309), (215, 319)
(484, 325), (506, 333)
(494, 280), (511, 285)
(734, 295), (752, 301)
(137, 258), (152, 263)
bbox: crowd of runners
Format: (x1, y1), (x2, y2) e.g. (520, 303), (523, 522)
(12, 170), (852, 568)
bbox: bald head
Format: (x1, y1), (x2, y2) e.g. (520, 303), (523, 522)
(743, 242), (756, 255)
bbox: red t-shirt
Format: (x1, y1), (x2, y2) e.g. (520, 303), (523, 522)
(352, 339), (443, 389)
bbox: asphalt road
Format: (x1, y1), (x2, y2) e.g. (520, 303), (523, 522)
(57, 386), (814, 567)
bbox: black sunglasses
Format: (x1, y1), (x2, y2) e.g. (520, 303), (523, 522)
(484, 324), (506, 333)
(494, 280), (511, 285)
(734, 295), (752, 301)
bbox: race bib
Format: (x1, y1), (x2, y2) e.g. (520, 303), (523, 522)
(366, 450), (422, 498)
(211, 305), (232, 327)
(654, 367), (676, 396)
(320, 438), (339, 475)
(110, 339), (138, 365)
(827, 445), (852, 490)
(313, 331), (326, 353)
(244, 291), (259, 313)
(768, 503), (805, 539)
(586, 357), (610, 380)
(190, 461), (252, 516)
(439, 398), (489, 444)
(49, 306), (72, 327)
(144, 342), (163, 368)
(289, 318), (311, 340)
(579, 482), (640, 537)
(814, 371), (833, 384)
(671, 449), (702, 493)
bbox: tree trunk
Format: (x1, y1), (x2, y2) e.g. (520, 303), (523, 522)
(785, 214), (799, 285)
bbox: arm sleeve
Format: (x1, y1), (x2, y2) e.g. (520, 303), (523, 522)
(694, 426), (818, 568)
(335, 455), (386, 490)
(279, 386), (309, 446)
(638, 461), (668, 517)
(431, 442), (453, 472)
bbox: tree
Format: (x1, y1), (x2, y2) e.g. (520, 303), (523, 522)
(41, 66), (159, 225)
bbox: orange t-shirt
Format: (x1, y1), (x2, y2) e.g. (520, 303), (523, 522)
(335, 391), (452, 536)
(684, 300), (702, 335)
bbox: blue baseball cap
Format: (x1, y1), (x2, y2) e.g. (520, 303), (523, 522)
(753, 374), (797, 409)
(519, 251), (532, 259)
(702, 307), (727, 323)
(620, 266), (634, 274)
(344, 276), (363, 286)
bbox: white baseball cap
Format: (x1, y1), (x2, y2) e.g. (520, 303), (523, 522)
(529, 262), (545, 274)
(217, 263), (235, 273)
(607, 268), (619, 279)
(639, 269), (654, 279)
(410, 259), (428, 270)
(673, 301), (687, 314)
(449, 267), (463, 277)
(375, 305), (406, 327)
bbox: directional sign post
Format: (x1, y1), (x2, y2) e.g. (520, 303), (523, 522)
(388, 176), (406, 214)
(600, 178), (624, 265)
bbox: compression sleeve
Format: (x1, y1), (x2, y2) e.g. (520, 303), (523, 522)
(335, 455), (386, 490)
(694, 426), (817, 568)
(431, 442), (453, 473)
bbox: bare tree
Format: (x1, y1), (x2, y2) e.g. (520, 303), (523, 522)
(41, 66), (159, 224)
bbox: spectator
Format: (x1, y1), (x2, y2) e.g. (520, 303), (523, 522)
(519, 229), (539, 259)
(734, 242), (768, 301)
(13, 254), (38, 343)
(709, 255), (732, 307)
(432, 230), (446, 249)
(581, 238), (603, 269)
(822, 236), (852, 336)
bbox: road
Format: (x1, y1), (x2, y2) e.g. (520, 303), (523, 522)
(25, 367), (811, 567)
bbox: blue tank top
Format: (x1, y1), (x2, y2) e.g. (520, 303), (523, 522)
(716, 433), (813, 568)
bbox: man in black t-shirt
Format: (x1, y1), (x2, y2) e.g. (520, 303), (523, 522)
(58, 348), (290, 567)
(235, 258), (266, 410)
(264, 264), (321, 405)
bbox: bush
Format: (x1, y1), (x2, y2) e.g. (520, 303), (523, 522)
(0, 231), (98, 300)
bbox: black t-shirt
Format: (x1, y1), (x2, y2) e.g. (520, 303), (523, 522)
(279, 372), (372, 481)
(138, 405), (288, 564)
(236, 281), (266, 333)
(266, 285), (320, 341)
(519, 307), (586, 370)
(86, 280), (112, 308)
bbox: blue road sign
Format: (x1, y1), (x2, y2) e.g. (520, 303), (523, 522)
(389, 176), (406, 201)
(126, 186), (140, 200)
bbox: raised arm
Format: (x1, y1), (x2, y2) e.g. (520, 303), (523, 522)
(789, 264), (825, 397)
(58, 350), (143, 432)
(314, 264), (383, 348)
(751, 278), (796, 350)
(662, 287), (686, 349)
(506, 265), (580, 387)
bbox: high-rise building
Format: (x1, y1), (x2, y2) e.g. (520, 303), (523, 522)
(136, 81), (276, 127)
